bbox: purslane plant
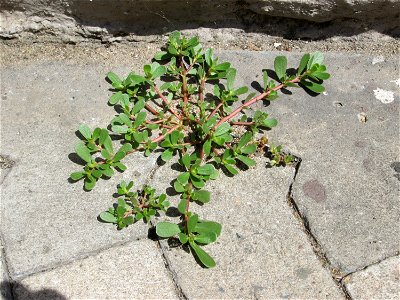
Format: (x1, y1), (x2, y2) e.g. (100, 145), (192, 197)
(70, 31), (330, 268)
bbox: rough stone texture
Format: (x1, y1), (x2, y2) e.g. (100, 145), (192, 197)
(0, 0), (399, 42)
(216, 51), (399, 275)
(246, 0), (400, 22)
(16, 239), (178, 300)
(0, 239), (12, 300)
(150, 159), (344, 299)
(0, 63), (158, 278)
(345, 256), (400, 299)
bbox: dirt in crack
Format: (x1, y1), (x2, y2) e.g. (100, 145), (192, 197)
(0, 155), (15, 169)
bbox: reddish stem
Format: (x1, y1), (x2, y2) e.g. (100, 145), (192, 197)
(152, 124), (181, 143)
(145, 104), (160, 116)
(153, 86), (181, 120)
(208, 102), (223, 120)
(214, 78), (300, 129)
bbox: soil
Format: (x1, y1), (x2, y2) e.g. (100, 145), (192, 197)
(1, 21), (399, 67)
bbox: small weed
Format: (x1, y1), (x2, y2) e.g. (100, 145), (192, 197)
(70, 31), (330, 268)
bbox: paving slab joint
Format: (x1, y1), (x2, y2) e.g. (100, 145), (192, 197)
(10, 235), (149, 281)
(340, 252), (400, 283)
(286, 157), (353, 300)
(157, 240), (188, 300)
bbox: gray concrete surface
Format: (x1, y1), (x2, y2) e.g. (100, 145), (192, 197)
(0, 50), (398, 298)
(344, 256), (400, 299)
(0, 63), (159, 278)
(150, 159), (344, 299)
(16, 239), (179, 299)
(0, 239), (11, 300)
(217, 51), (399, 275)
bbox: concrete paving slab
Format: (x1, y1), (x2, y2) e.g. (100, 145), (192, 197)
(217, 51), (399, 275)
(0, 239), (11, 300)
(15, 239), (179, 300)
(150, 158), (344, 299)
(0, 63), (158, 278)
(344, 256), (400, 299)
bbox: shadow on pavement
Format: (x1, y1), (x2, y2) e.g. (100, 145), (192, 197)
(1, 281), (67, 300)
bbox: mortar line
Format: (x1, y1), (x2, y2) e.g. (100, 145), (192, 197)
(340, 252), (400, 282)
(10, 234), (149, 281)
(286, 158), (352, 300)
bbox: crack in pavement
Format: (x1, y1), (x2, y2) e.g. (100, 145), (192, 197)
(340, 252), (400, 283)
(286, 157), (353, 300)
(8, 235), (149, 281)
(155, 239), (188, 300)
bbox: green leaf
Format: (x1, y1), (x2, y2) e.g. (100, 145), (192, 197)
(263, 70), (269, 90)
(177, 172), (190, 185)
(224, 164), (238, 175)
(99, 211), (117, 223)
(181, 154), (191, 169)
(203, 139), (211, 157)
(174, 181), (185, 193)
(154, 51), (169, 60)
(100, 129), (113, 154)
(75, 142), (92, 163)
(241, 144), (257, 155)
(194, 231), (217, 244)
(190, 175), (205, 189)
(308, 51), (324, 69)
(102, 167), (114, 178)
(197, 164), (215, 176)
(70, 171), (85, 181)
(79, 124), (91, 140)
(114, 162), (127, 171)
(235, 86), (248, 95)
(192, 190), (211, 203)
(274, 56), (287, 80)
(152, 65), (167, 79)
(178, 232), (188, 244)
(195, 221), (222, 237)
(237, 155), (256, 167)
(214, 122), (230, 136)
(263, 118), (278, 128)
(205, 48), (213, 66)
(109, 91), (125, 105)
(313, 72), (330, 80)
(189, 241), (216, 268)
(226, 68), (237, 90)
(161, 149), (174, 162)
(156, 222), (181, 238)
(187, 214), (199, 233)
(237, 131), (253, 149)
(101, 149), (111, 159)
(84, 178), (96, 190)
(214, 62), (231, 71)
(133, 111), (147, 128)
(132, 99), (145, 114)
(107, 72), (121, 84)
(301, 80), (325, 93)
(177, 198), (187, 214)
(297, 53), (310, 75)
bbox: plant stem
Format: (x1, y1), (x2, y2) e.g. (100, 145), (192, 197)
(208, 102), (223, 120)
(145, 103), (160, 116)
(153, 85), (181, 120)
(152, 124), (181, 143)
(199, 78), (205, 105)
(214, 78), (300, 129)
